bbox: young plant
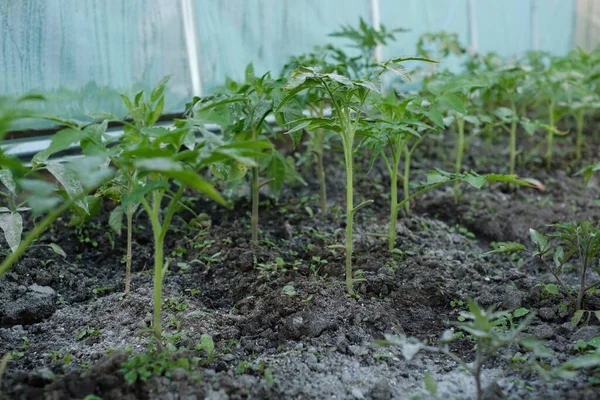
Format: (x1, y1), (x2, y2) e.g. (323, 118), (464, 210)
(377, 300), (547, 400)
(204, 65), (303, 245)
(530, 53), (573, 168)
(277, 57), (432, 293)
(562, 49), (600, 161)
(481, 66), (537, 182)
(361, 92), (433, 251)
(328, 17), (406, 76)
(96, 76), (171, 294)
(0, 107), (114, 277)
(489, 221), (600, 312)
(425, 74), (489, 202)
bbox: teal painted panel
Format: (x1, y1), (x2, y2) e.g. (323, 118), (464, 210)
(474, 0), (532, 56)
(195, 0), (371, 92)
(535, 0), (575, 54)
(0, 0), (192, 129)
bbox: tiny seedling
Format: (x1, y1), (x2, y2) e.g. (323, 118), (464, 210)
(489, 222), (600, 312)
(377, 300), (548, 400)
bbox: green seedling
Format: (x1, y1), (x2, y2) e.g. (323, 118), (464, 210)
(489, 221), (600, 312)
(425, 73), (489, 202)
(277, 57), (433, 293)
(562, 48), (600, 161)
(480, 66), (539, 185)
(377, 300), (548, 400)
(194, 333), (216, 366)
(109, 90), (266, 349)
(529, 52), (574, 168)
(328, 16), (406, 77)
(361, 92), (434, 251)
(192, 65), (302, 245)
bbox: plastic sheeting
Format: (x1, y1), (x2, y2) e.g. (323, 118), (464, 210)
(0, 0), (584, 128)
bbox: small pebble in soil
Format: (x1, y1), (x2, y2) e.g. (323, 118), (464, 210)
(530, 323), (555, 340)
(537, 306), (557, 321)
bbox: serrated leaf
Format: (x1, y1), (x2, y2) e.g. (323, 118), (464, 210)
(163, 171), (228, 208)
(151, 76), (171, 103)
(463, 174), (486, 189)
(426, 170), (452, 184)
(0, 212), (22, 253)
(530, 228), (550, 254)
(48, 243), (67, 258)
(0, 169), (16, 195)
(486, 242), (526, 255)
(441, 93), (466, 115)
(45, 162), (88, 214)
(109, 207), (124, 235)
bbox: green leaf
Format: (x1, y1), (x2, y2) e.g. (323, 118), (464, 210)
(48, 243), (67, 258)
(424, 371), (437, 396)
(513, 307), (529, 318)
(463, 174), (486, 189)
(545, 283), (560, 296)
(0, 169), (17, 195)
(109, 207), (124, 235)
(0, 212), (22, 253)
(148, 96), (164, 126)
(150, 76), (171, 103)
(443, 76), (488, 93)
(571, 309), (584, 326)
(441, 93), (466, 115)
(529, 228), (550, 254)
(162, 171), (228, 208)
(133, 157), (183, 172)
(45, 162), (88, 214)
(267, 153), (286, 198)
(211, 160), (249, 181)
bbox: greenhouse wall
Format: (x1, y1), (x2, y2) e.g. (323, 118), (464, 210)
(0, 0), (587, 128)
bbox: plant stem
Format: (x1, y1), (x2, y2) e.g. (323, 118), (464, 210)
(545, 97), (556, 169)
(345, 135), (354, 294)
(314, 133), (327, 217)
(403, 147), (411, 214)
(251, 125), (259, 245)
(474, 349), (483, 400)
(389, 151), (401, 252)
(454, 116), (465, 203)
(316, 103), (327, 217)
(125, 182), (133, 295)
(149, 190), (164, 349)
(509, 105), (518, 191)
(0, 198), (76, 278)
(575, 109), (584, 161)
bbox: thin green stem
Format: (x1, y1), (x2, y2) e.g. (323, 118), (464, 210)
(345, 136), (354, 294)
(315, 148), (327, 218)
(545, 97), (556, 169)
(389, 159), (399, 252)
(251, 125), (259, 245)
(575, 109), (584, 161)
(509, 104), (518, 192)
(454, 116), (465, 203)
(125, 197), (133, 295)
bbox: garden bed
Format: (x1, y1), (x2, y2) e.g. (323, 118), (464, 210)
(2, 134), (600, 400)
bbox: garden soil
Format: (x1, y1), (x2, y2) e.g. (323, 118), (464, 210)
(1, 134), (600, 399)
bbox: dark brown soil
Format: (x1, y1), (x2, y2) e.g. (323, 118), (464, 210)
(1, 131), (600, 399)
